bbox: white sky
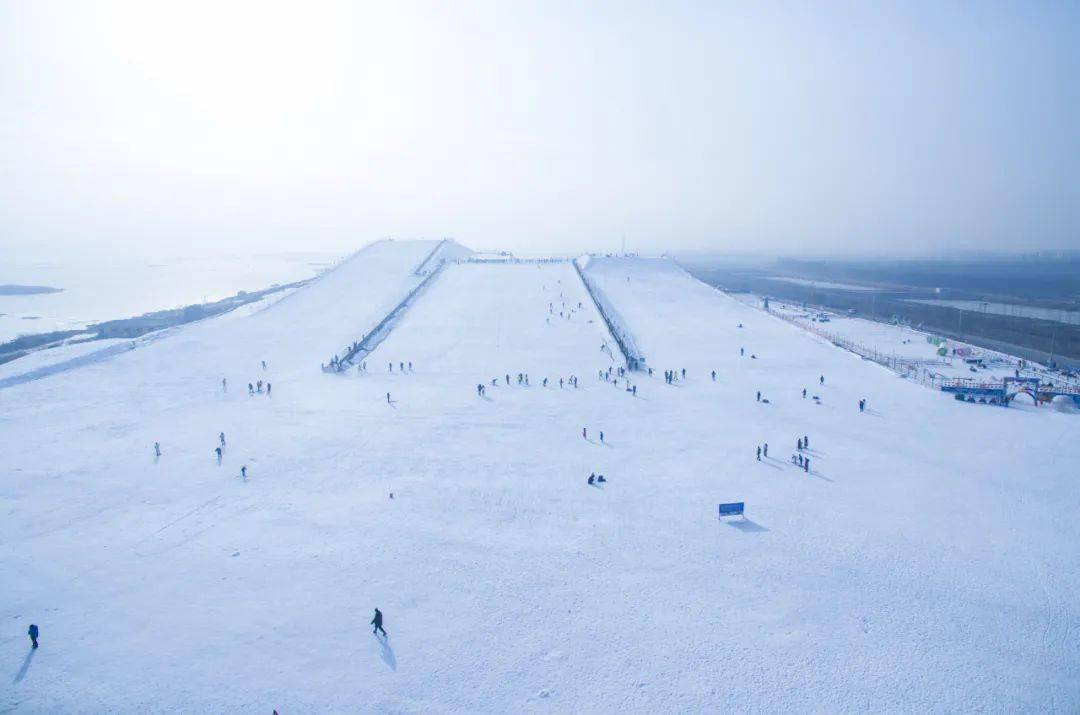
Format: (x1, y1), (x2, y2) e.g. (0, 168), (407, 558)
(2, 0), (1079, 258)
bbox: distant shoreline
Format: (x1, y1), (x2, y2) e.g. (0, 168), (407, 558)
(0, 284), (63, 296)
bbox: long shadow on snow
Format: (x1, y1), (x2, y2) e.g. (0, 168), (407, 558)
(379, 636), (397, 671)
(13, 647), (35, 683)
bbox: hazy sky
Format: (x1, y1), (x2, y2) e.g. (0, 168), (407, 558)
(3, 0), (1079, 258)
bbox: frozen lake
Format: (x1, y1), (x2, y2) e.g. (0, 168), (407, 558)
(0, 252), (343, 343)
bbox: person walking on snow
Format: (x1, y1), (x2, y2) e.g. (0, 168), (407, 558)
(28, 624), (38, 648)
(371, 608), (387, 637)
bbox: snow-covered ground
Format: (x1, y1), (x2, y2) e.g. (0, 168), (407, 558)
(2, 246), (1079, 712)
(760, 298), (1037, 383)
(0, 251), (341, 343)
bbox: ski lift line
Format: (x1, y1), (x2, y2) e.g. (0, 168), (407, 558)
(412, 239), (451, 276)
(571, 257), (645, 371)
(325, 259), (450, 372)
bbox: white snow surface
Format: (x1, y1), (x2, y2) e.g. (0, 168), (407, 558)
(2, 246), (1079, 712)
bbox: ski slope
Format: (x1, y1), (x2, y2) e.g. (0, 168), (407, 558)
(2, 246), (1079, 712)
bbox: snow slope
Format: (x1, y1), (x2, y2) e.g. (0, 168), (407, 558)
(2, 248), (1078, 712)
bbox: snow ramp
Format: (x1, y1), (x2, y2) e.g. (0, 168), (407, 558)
(573, 256), (646, 370)
(369, 261), (611, 378)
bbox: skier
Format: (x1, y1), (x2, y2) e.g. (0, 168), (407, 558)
(597, 474), (606, 483)
(859, 399), (866, 412)
(763, 443), (768, 458)
(408, 361), (413, 372)
(241, 465), (248, 479)
(400, 362), (404, 372)
(740, 347), (745, 356)
(266, 382), (271, 396)
(257, 380), (263, 392)
(797, 438), (803, 451)
(219, 432), (226, 448)
(802, 388), (807, 398)
(681, 368), (686, 379)
(215, 446), (222, 463)
(389, 362), (393, 372)
(756, 391), (761, 402)
(559, 378), (564, 389)
(154, 442), (161, 458)
(222, 377), (227, 392)
(804, 435), (809, 448)
(711, 370), (716, 381)
(371, 608), (387, 637)
(804, 457), (810, 473)
(477, 384), (483, 397)
(588, 473), (595, 485)
(505, 374), (510, 385)
(756, 446), (762, 461)
(599, 431), (604, 443)
(28, 623), (38, 649)
(632, 385), (637, 396)
(819, 375), (824, 385)
(386, 392), (391, 404)
(582, 427), (588, 440)
(261, 360), (267, 371)
(543, 377), (548, 387)
(248, 383), (254, 395)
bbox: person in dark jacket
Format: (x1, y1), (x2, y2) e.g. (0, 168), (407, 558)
(28, 623), (38, 648)
(371, 608), (387, 637)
